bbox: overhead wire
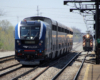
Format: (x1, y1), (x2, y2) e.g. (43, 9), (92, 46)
(1, 6), (70, 9)
(0, 4), (87, 30)
(72, 1), (94, 32)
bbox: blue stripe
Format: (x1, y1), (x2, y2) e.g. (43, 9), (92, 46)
(40, 23), (46, 40)
(40, 23), (46, 50)
(15, 24), (19, 39)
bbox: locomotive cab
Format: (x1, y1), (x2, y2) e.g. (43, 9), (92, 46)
(15, 20), (46, 65)
(83, 34), (93, 51)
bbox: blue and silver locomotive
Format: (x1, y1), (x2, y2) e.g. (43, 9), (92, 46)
(15, 16), (73, 65)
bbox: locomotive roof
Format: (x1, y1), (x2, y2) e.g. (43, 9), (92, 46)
(24, 16), (73, 32)
(67, 27), (73, 32)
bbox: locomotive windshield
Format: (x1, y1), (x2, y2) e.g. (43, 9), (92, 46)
(20, 26), (40, 39)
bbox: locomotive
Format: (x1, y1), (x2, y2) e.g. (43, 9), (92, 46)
(15, 16), (73, 65)
(83, 34), (93, 51)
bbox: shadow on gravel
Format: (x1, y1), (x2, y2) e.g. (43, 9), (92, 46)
(36, 52), (78, 69)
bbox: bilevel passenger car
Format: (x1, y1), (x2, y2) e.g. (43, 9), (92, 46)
(15, 16), (73, 65)
(83, 34), (93, 51)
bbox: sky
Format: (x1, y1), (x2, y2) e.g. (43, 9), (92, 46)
(0, 0), (93, 33)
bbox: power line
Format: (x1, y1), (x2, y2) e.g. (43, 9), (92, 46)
(0, 6), (70, 10)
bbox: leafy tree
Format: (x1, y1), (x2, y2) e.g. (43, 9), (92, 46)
(0, 20), (12, 32)
(0, 20), (14, 51)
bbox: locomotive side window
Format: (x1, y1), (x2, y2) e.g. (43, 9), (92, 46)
(58, 27), (60, 32)
(52, 25), (57, 31)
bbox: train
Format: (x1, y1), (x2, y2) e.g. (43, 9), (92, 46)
(83, 34), (93, 51)
(15, 16), (73, 65)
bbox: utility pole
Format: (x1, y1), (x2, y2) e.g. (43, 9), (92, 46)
(37, 6), (39, 16)
(95, 0), (100, 64)
(95, 0), (99, 41)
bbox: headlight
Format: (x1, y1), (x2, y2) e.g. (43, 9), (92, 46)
(30, 37), (33, 39)
(17, 40), (20, 43)
(39, 40), (43, 46)
(18, 50), (21, 52)
(40, 40), (43, 43)
(17, 40), (21, 45)
(86, 34), (90, 38)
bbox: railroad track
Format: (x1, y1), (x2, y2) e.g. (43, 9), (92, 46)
(0, 55), (15, 63)
(0, 61), (47, 79)
(30, 60), (60, 80)
(0, 51), (73, 80)
(11, 54), (70, 80)
(0, 64), (22, 77)
(51, 51), (83, 80)
(0, 53), (81, 80)
(76, 56), (95, 64)
(0, 59), (53, 80)
(12, 66), (38, 80)
(11, 61), (51, 80)
(0, 63), (20, 72)
(73, 52), (88, 80)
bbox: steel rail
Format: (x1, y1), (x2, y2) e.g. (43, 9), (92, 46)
(0, 55), (14, 59)
(51, 51), (83, 80)
(0, 66), (22, 77)
(0, 57), (15, 63)
(13, 52), (73, 80)
(73, 52), (89, 80)
(11, 51), (72, 80)
(31, 61), (58, 80)
(0, 55), (15, 63)
(12, 66), (38, 80)
(0, 63), (20, 71)
(31, 51), (76, 80)
(11, 61), (51, 80)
